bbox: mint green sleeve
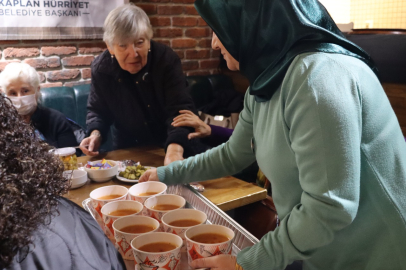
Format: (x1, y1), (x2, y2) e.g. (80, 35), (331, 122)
(157, 91), (256, 185)
(237, 56), (362, 269)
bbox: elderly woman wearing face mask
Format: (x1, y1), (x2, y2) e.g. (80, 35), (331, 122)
(80, 4), (202, 164)
(0, 62), (77, 149)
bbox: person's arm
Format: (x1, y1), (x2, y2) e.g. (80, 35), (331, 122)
(236, 55), (364, 269)
(160, 50), (197, 161)
(54, 115), (79, 149)
(81, 66), (114, 156)
(144, 90), (256, 185)
(86, 69), (114, 140)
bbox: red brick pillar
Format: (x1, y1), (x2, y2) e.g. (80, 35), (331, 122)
(131, 0), (220, 76)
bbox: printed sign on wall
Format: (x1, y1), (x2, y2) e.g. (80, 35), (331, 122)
(0, 0), (128, 39)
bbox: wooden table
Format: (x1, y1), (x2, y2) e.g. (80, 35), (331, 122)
(65, 146), (267, 211)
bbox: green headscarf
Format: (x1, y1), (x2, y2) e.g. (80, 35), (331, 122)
(195, 0), (377, 102)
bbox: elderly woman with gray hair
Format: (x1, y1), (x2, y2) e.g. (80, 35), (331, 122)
(80, 3), (202, 164)
(0, 62), (77, 148)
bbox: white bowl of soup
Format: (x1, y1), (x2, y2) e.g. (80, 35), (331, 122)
(144, 194), (186, 231)
(101, 200), (143, 240)
(162, 209), (207, 252)
(113, 215), (160, 260)
(131, 232), (182, 268)
(89, 185), (128, 229)
(185, 224), (235, 265)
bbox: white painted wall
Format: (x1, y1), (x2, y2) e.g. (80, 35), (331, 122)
(318, 0), (352, 23)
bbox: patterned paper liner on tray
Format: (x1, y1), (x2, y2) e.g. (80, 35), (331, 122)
(83, 184), (259, 270)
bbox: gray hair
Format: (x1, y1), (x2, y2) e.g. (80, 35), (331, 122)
(103, 3), (153, 46)
(0, 62), (41, 100)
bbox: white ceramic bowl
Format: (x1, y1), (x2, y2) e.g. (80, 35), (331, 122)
(84, 160), (118, 182)
(63, 169), (88, 189)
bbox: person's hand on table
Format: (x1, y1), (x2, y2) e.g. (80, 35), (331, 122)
(191, 254), (237, 270)
(139, 168), (159, 182)
(172, 110), (212, 139)
(164, 143), (184, 165)
(80, 130), (102, 156)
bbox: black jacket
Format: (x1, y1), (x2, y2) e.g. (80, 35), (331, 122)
(87, 40), (200, 155)
(6, 197), (126, 270)
(31, 105), (77, 148)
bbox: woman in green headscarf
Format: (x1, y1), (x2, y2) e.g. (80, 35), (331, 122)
(140, 0), (406, 269)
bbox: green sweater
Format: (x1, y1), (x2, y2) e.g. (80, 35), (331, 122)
(157, 52), (406, 270)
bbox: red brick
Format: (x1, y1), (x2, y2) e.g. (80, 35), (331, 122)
(64, 80), (91, 87)
(154, 39), (171, 46)
(0, 40), (20, 45)
(185, 6), (198, 15)
(198, 18), (208, 26)
(158, 5), (183, 15)
(186, 49), (210, 59)
(136, 4), (157, 15)
(42, 46), (76, 56)
(174, 50), (184, 59)
(185, 28), (211, 38)
(78, 43), (107, 54)
(82, 68), (91, 79)
(198, 39), (212, 48)
(150, 17), (171, 27)
(60, 39), (95, 42)
(186, 70), (211, 76)
(23, 57), (61, 69)
(172, 38), (197, 48)
(22, 40), (58, 44)
(0, 60), (21, 71)
(172, 17), (197, 27)
(147, 0), (170, 2)
(40, 82), (63, 89)
(154, 28), (183, 38)
(62, 56), (94, 67)
(200, 59), (220, 69)
(211, 49), (221, 58)
(37, 72), (46, 83)
(3, 47), (40, 58)
(181, 60), (199, 71)
(47, 70), (80, 81)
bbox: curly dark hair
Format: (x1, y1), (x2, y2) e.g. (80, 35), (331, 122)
(0, 95), (69, 268)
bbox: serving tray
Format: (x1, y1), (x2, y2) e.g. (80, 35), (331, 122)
(83, 184), (259, 270)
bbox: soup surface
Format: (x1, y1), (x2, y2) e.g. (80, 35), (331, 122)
(138, 192), (159, 196)
(169, 219), (201, 227)
(98, 194), (122, 200)
(120, 225), (155, 234)
(108, 209), (139, 216)
(191, 233), (230, 244)
(139, 242), (178, 253)
(151, 204), (180, 211)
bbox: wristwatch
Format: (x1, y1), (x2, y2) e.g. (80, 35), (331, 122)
(90, 130), (101, 137)
(235, 262), (244, 270)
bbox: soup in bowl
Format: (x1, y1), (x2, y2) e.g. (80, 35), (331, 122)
(185, 224), (235, 265)
(101, 200), (143, 239)
(131, 232), (182, 269)
(89, 185), (128, 229)
(113, 215), (159, 260)
(144, 194), (186, 231)
(162, 209), (207, 252)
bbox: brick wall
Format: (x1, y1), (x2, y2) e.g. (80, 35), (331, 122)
(0, 39), (106, 88)
(0, 1), (220, 88)
(131, 0), (220, 76)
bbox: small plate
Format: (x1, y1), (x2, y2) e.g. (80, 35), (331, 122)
(116, 166), (156, 183)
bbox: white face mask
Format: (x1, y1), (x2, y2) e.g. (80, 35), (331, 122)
(8, 94), (38, 115)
